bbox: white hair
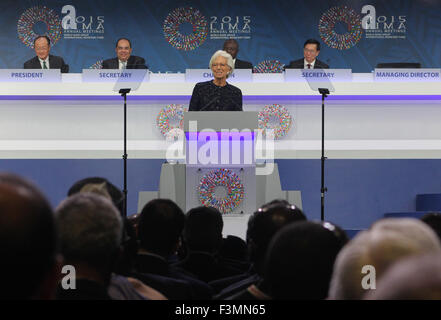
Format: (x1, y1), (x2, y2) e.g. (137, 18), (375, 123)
(328, 218), (441, 300)
(55, 192), (123, 267)
(209, 50), (234, 76)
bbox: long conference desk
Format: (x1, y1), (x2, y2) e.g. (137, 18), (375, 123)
(1, 72), (441, 160)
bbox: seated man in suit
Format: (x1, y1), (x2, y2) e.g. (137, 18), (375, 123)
(24, 35), (69, 73)
(102, 38), (147, 69)
(223, 39), (253, 69)
(286, 39), (329, 69)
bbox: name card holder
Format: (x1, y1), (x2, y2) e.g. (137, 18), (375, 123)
(374, 68), (441, 82)
(82, 69), (150, 82)
(185, 69), (252, 82)
(285, 69), (352, 82)
(0, 69), (61, 82)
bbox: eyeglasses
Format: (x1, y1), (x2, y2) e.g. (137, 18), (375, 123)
(303, 48), (317, 53)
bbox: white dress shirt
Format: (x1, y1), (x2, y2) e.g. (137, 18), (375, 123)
(39, 57), (50, 69)
(304, 59), (316, 69)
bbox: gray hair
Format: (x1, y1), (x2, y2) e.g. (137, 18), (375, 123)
(209, 50), (234, 76)
(55, 192), (123, 268)
(328, 218), (441, 300)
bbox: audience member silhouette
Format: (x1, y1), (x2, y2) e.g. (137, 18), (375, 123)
(328, 218), (441, 300)
(67, 177), (138, 275)
(135, 199), (213, 299)
(0, 172), (60, 299)
(214, 201), (306, 299)
(173, 206), (242, 283)
(264, 221), (348, 299)
(55, 193), (123, 299)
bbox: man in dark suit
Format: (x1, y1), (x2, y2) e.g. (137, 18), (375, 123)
(223, 39), (253, 69)
(23, 36), (69, 73)
(102, 38), (147, 69)
(286, 39), (329, 69)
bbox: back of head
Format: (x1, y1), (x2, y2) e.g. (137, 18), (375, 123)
(138, 198), (185, 257)
(365, 253), (441, 300)
(184, 206), (223, 253)
(0, 172), (58, 299)
(220, 235), (248, 262)
(246, 202), (307, 274)
(55, 192), (122, 276)
(68, 177), (123, 214)
(328, 218), (441, 300)
(265, 221), (348, 299)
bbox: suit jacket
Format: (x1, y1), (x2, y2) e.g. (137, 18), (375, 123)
(234, 58), (253, 69)
(23, 55), (69, 73)
(286, 58), (329, 69)
(102, 55), (148, 69)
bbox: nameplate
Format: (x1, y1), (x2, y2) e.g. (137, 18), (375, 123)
(285, 69), (352, 82)
(185, 69), (252, 82)
(374, 69), (441, 82)
(0, 69), (61, 82)
(82, 69), (150, 82)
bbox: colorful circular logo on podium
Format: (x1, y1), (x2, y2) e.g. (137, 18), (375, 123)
(163, 7), (208, 51)
(156, 104), (187, 141)
(17, 6), (62, 48)
(319, 6), (363, 50)
(258, 104), (293, 139)
(199, 168), (244, 214)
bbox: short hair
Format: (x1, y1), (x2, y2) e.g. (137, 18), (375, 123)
(55, 193), (123, 272)
(365, 253), (441, 300)
(246, 202), (307, 275)
(265, 221), (348, 299)
(328, 218), (441, 300)
(223, 39), (239, 48)
(184, 206), (224, 253)
(0, 172), (57, 299)
(116, 38), (132, 48)
(34, 35), (51, 47)
(304, 38), (321, 51)
(138, 199), (185, 256)
(209, 50), (234, 76)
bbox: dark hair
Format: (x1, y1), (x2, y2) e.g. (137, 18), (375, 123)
(184, 206), (224, 253)
(34, 35), (51, 47)
(223, 39), (239, 47)
(246, 202), (307, 275)
(116, 38), (132, 48)
(67, 177), (123, 214)
(0, 173), (57, 299)
(264, 220), (348, 299)
(138, 199), (185, 257)
(421, 212), (441, 241)
(304, 38), (321, 51)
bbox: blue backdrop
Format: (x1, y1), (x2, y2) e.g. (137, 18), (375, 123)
(2, 0), (440, 72)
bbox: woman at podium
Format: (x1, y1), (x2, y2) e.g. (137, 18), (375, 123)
(189, 50), (243, 111)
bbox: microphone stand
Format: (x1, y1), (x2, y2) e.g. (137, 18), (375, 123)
(318, 88), (330, 221)
(119, 88), (131, 218)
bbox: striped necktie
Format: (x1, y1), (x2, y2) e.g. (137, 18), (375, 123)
(43, 61), (48, 69)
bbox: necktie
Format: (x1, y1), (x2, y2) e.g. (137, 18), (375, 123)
(307, 64), (311, 69)
(43, 61), (48, 69)
(122, 62), (127, 69)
